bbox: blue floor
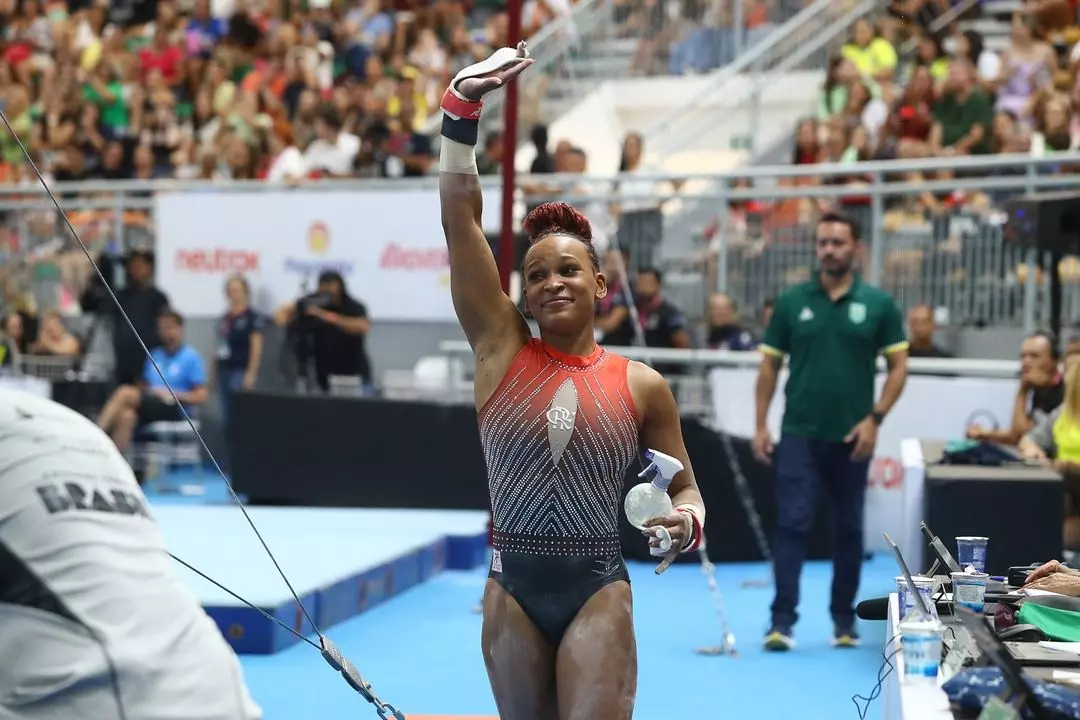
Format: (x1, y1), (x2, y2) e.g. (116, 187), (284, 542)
(149, 473), (897, 720)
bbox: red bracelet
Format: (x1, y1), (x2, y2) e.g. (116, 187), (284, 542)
(677, 506), (704, 553)
(440, 88), (483, 121)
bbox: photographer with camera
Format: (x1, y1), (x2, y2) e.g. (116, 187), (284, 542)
(274, 270), (372, 393)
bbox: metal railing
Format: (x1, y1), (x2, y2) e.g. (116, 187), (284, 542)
(421, 0), (820, 146)
(430, 342), (1025, 414)
(0, 152), (1077, 334)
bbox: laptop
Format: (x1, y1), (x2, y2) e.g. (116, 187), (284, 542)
(956, 607), (1056, 718)
(883, 531), (934, 620)
(921, 521), (1009, 595)
(1006, 642), (1080, 668)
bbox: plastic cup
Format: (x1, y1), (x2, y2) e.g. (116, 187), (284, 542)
(895, 575), (938, 621)
(955, 536), (989, 573)
(951, 571), (989, 613)
(899, 618), (945, 684)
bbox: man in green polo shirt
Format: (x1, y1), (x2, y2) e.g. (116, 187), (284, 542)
(753, 211), (909, 651)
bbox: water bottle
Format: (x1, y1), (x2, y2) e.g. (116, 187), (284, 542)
(624, 449), (683, 555)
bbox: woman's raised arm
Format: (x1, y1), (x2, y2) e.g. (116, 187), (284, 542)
(439, 43), (533, 354)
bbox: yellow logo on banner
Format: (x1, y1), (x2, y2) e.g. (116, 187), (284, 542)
(307, 222), (330, 255)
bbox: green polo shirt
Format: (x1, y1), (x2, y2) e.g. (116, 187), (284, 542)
(932, 89), (994, 154)
(760, 277), (907, 442)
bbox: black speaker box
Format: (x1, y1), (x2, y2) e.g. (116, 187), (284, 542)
(1003, 192), (1080, 255)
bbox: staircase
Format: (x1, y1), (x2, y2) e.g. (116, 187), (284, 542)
(636, 0), (879, 264)
(962, 0), (1023, 53)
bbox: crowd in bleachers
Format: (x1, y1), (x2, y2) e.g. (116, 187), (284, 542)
(797, 3), (1080, 171)
(0, 0), (577, 184)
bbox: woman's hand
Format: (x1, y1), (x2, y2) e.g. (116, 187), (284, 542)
(1024, 572), (1080, 597)
(451, 42), (533, 102)
(642, 511), (694, 575)
(1024, 559), (1075, 585)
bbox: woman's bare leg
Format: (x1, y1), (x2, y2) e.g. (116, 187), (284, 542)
(555, 581), (637, 720)
(481, 579), (559, 720)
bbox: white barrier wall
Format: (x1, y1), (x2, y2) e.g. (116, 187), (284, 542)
(155, 189), (501, 322)
(709, 366), (1019, 554)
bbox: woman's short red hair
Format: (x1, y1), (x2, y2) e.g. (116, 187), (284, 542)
(522, 202), (598, 269)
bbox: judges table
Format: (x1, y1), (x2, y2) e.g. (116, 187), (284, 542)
(882, 594), (954, 720)
(918, 439), (1062, 572)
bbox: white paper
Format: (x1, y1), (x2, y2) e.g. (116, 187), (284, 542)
(1040, 642), (1080, 656)
(1052, 670), (1080, 684)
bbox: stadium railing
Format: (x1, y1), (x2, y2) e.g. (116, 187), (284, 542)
(431, 341), (1023, 416)
(419, 0), (822, 145)
(0, 152), (1076, 334)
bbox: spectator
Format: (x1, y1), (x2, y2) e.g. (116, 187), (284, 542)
(892, 65), (937, 158)
(530, 124), (555, 174)
(906, 304), (952, 358)
(954, 29), (1001, 92)
(264, 122), (307, 182)
(818, 56), (858, 121)
(843, 79), (889, 146)
(792, 118), (820, 164)
(634, 267), (690, 376)
(29, 310), (81, 358)
(595, 247), (635, 347)
(96, 309), (208, 455)
(83, 249), (170, 386)
(930, 59), (995, 156)
(913, 32), (950, 84)
(215, 274), (264, 426)
(705, 292), (757, 351)
(303, 106), (359, 177)
(968, 331), (1063, 445)
(1018, 343), (1080, 548)
(1030, 89), (1078, 153)
(477, 129), (503, 175)
(1, 312), (29, 354)
(841, 19), (898, 84)
(994, 13), (1056, 124)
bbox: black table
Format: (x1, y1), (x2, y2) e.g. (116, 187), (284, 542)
(921, 440), (1063, 573)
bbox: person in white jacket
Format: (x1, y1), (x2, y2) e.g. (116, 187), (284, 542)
(0, 388), (262, 720)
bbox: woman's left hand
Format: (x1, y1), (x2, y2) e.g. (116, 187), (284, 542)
(642, 511), (693, 575)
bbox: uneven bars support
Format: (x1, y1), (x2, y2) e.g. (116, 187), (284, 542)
(498, 0), (523, 294)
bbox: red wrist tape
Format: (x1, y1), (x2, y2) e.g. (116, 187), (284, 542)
(440, 89), (483, 121)
(677, 506), (704, 553)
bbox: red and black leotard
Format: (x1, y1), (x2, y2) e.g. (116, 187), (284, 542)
(478, 339), (639, 646)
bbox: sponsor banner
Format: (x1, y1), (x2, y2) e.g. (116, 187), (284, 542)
(708, 368), (1017, 552)
(154, 189), (501, 321)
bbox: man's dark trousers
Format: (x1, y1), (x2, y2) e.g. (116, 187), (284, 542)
(770, 434), (870, 631)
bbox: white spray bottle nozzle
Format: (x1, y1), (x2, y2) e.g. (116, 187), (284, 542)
(638, 448), (684, 491)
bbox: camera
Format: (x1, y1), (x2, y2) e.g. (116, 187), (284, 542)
(296, 291), (334, 315)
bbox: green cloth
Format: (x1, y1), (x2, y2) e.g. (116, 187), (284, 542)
(761, 276), (907, 442)
(1017, 602), (1080, 642)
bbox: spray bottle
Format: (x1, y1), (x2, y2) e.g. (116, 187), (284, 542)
(624, 449), (683, 556)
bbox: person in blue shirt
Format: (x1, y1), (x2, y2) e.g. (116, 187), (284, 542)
(97, 309), (208, 454)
